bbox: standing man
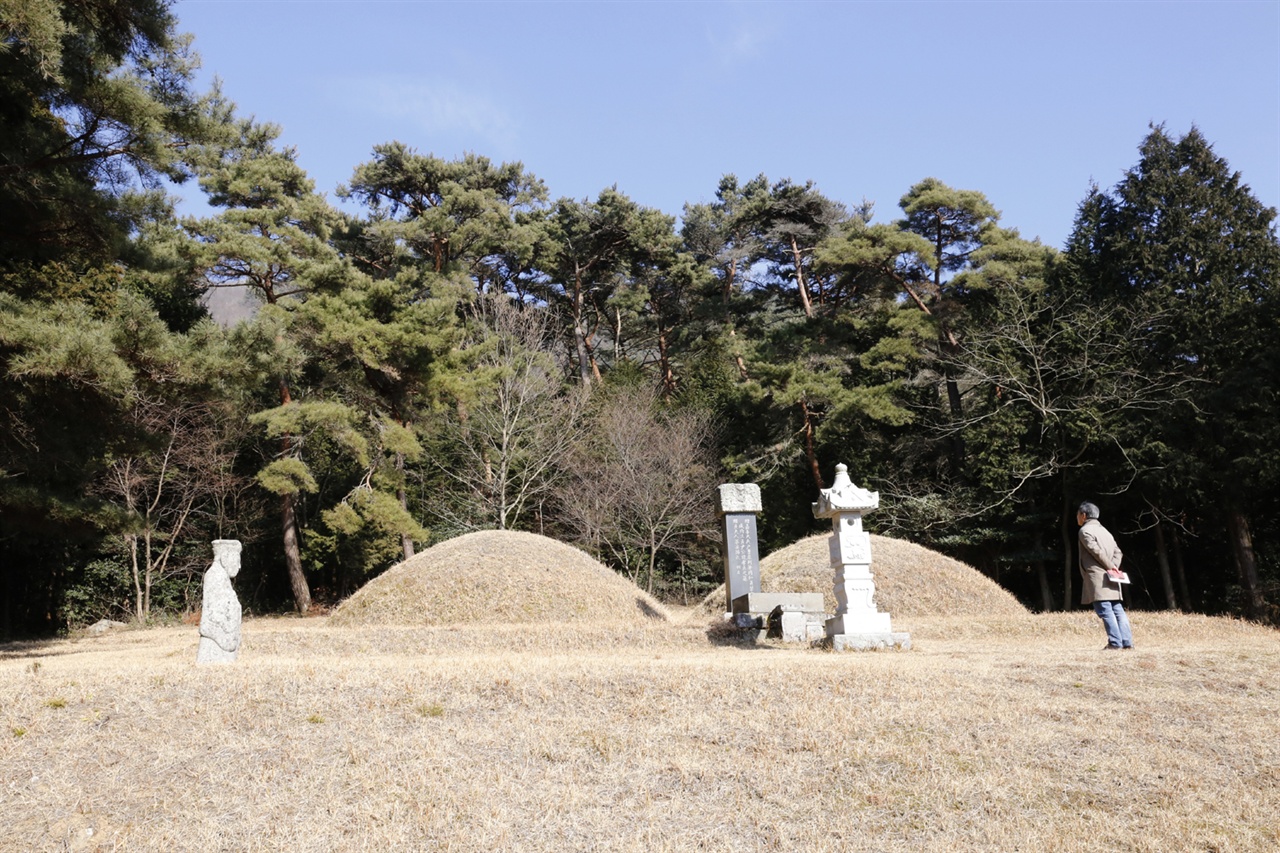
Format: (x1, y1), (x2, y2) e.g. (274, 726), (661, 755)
(1077, 502), (1134, 650)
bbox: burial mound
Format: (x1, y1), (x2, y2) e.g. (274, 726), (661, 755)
(699, 533), (1028, 618)
(332, 529), (670, 626)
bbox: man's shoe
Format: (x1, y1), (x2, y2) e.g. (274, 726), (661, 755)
(1103, 644), (1123, 651)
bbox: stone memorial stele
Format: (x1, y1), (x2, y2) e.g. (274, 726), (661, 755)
(812, 464), (910, 651)
(718, 483), (763, 609)
(197, 539), (243, 664)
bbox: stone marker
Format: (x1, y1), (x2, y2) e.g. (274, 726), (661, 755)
(718, 483), (762, 609)
(812, 464), (910, 651)
(197, 539), (243, 664)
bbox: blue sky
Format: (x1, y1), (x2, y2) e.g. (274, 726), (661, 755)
(172, 0), (1279, 250)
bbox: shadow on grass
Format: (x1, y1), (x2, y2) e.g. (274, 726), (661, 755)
(702, 621), (792, 649)
(0, 639), (79, 661)
(635, 598), (667, 621)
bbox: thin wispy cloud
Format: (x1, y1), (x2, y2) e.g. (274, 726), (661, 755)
(334, 75), (516, 149)
(707, 7), (773, 67)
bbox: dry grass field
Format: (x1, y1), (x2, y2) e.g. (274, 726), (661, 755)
(2, 534), (1278, 852)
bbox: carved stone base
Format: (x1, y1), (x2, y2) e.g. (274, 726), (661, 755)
(826, 611), (892, 636)
(827, 632), (912, 652)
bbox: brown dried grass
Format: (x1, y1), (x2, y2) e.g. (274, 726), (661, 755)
(2, 612), (1277, 851)
(330, 529), (671, 627)
(697, 532), (1028, 619)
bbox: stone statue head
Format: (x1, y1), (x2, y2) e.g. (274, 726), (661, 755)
(212, 539), (242, 578)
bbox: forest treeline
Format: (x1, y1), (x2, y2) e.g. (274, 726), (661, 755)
(3, 1), (1278, 637)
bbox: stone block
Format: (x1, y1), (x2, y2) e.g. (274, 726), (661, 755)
(717, 483), (762, 514)
(826, 610), (892, 636)
(779, 608), (809, 643)
(732, 592), (824, 616)
(828, 632), (912, 652)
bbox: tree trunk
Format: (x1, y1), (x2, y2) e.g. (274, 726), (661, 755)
(1225, 505), (1265, 619)
(143, 528), (153, 621)
(943, 368), (966, 479)
(1034, 530), (1053, 611)
(1, 559), (10, 640)
(277, 378), (311, 613)
(1060, 491), (1074, 611)
(399, 522), (415, 560)
(128, 534), (143, 622)
(647, 533), (657, 594)
(1036, 560), (1054, 611)
(571, 267), (594, 385)
(722, 263), (751, 380)
(282, 493), (311, 614)
(726, 327), (749, 379)
(1152, 520), (1180, 610)
(397, 451), (414, 561)
(790, 236), (814, 318)
(801, 401), (825, 491)
(657, 322), (676, 402)
(1171, 525), (1192, 611)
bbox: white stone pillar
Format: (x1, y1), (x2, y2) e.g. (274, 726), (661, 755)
(825, 511), (891, 635)
(812, 464), (909, 650)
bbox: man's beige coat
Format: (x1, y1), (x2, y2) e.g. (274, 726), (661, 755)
(1078, 518), (1123, 604)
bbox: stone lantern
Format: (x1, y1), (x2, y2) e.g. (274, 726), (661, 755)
(812, 464), (910, 651)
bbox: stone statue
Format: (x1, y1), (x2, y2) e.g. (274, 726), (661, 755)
(197, 539), (243, 664)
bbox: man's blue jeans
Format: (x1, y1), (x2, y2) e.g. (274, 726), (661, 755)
(1093, 600), (1133, 648)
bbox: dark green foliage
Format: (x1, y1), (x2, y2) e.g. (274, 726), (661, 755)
(0, 0), (222, 270)
(1062, 125), (1280, 620)
(339, 143), (547, 288)
(60, 556), (134, 627)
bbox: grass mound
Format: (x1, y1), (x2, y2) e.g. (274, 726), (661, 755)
(698, 532), (1028, 618)
(332, 529), (670, 627)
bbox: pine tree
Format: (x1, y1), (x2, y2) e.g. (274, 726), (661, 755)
(184, 119), (350, 613)
(0, 0), (222, 269)
(1064, 125), (1280, 620)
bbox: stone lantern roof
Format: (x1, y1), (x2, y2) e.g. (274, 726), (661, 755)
(811, 464), (879, 519)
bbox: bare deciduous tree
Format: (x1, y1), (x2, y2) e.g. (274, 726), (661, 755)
(556, 386), (719, 593)
(433, 298), (585, 531)
(98, 398), (252, 622)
